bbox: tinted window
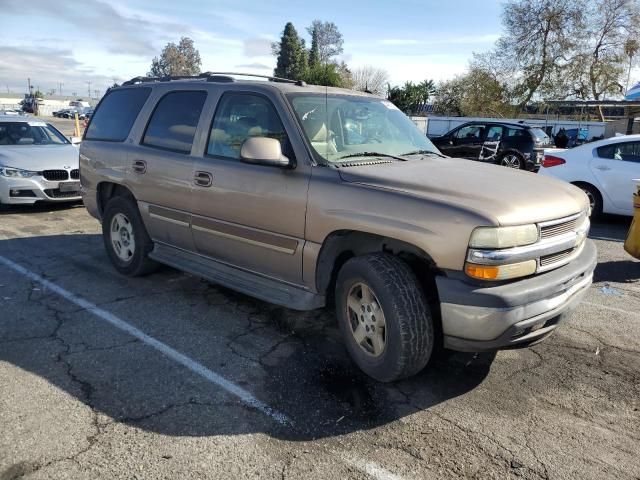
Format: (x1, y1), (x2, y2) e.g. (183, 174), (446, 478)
(85, 88), (150, 142)
(505, 127), (526, 138)
(207, 93), (288, 159)
(455, 125), (484, 140)
(597, 142), (640, 162)
(142, 91), (207, 153)
(486, 125), (503, 141)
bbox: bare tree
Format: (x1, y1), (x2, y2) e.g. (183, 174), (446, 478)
(351, 66), (389, 95)
(306, 20), (344, 64)
(570, 0), (640, 118)
(477, 0), (584, 111)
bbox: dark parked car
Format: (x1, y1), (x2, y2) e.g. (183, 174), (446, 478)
(431, 121), (551, 170)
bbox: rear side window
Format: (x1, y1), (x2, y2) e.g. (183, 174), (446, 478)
(142, 91), (207, 154)
(85, 88), (151, 142)
(597, 142), (640, 162)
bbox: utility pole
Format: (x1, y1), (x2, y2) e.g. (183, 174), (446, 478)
(27, 77), (31, 94)
(59, 82), (63, 96)
(86, 81), (91, 99)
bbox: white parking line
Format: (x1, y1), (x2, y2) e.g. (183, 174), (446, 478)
(0, 255), (291, 426)
(1, 254), (412, 480)
(342, 455), (406, 480)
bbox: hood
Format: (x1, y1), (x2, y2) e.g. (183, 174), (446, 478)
(338, 157), (588, 225)
(0, 144), (79, 171)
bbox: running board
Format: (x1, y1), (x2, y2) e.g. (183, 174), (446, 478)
(149, 243), (325, 311)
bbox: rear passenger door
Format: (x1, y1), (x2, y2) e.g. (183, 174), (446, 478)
(591, 142), (640, 213)
(130, 89), (208, 251)
(190, 91), (311, 285)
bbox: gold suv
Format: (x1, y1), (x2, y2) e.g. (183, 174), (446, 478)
(80, 73), (596, 382)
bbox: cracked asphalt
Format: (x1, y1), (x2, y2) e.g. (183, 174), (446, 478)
(0, 202), (639, 479)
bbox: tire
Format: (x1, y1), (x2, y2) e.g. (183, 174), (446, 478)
(575, 183), (603, 219)
(101, 196), (158, 276)
(498, 151), (525, 169)
(335, 253), (434, 382)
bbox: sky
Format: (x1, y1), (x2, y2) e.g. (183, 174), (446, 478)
(0, 0), (504, 98)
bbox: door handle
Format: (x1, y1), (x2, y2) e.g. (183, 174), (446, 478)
(194, 171), (213, 187)
(594, 165), (611, 171)
(132, 160), (147, 174)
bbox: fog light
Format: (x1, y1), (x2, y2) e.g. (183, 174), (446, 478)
(10, 189), (20, 196)
(465, 260), (537, 280)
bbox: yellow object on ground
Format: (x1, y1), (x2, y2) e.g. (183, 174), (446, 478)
(74, 113), (81, 137)
(624, 181), (640, 259)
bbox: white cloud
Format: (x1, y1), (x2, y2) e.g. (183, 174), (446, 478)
(243, 38), (273, 57)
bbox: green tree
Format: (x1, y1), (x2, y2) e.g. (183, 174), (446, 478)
(33, 90), (44, 98)
(435, 68), (515, 117)
(387, 80), (436, 114)
(309, 26), (320, 68)
(273, 23), (308, 80)
(306, 20), (344, 64)
(305, 63), (344, 87)
(148, 37), (201, 77)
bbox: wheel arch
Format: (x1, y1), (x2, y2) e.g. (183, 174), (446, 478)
(315, 230), (443, 325)
(97, 182), (136, 217)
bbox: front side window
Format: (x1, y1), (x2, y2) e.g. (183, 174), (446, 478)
(85, 87), (151, 142)
(455, 125), (484, 140)
(207, 93), (288, 159)
(287, 94), (438, 163)
(0, 121), (68, 145)
(142, 91), (207, 154)
(486, 125), (503, 141)
(597, 142), (640, 162)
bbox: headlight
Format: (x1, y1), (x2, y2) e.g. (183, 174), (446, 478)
(469, 224), (539, 249)
(0, 166), (38, 178)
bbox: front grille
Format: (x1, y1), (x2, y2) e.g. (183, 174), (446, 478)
(540, 248), (575, 267)
(42, 170), (69, 181)
(70, 169), (79, 179)
(540, 217), (579, 239)
(44, 188), (81, 199)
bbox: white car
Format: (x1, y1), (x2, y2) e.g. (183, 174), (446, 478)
(539, 134), (640, 216)
(0, 115), (81, 208)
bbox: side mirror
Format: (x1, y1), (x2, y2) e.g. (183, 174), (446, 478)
(240, 137), (292, 168)
(70, 136), (82, 145)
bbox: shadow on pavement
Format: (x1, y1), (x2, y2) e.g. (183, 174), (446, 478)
(0, 233), (494, 442)
(594, 259), (640, 283)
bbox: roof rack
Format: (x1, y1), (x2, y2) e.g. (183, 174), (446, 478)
(121, 72), (306, 87)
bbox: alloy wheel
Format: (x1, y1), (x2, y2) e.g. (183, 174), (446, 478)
(110, 213), (136, 262)
(346, 282), (387, 357)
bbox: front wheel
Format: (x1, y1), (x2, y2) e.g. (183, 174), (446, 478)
(102, 196), (158, 276)
(335, 253), (434, 382)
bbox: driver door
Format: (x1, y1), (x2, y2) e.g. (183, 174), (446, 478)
(190, 91), (311, 284)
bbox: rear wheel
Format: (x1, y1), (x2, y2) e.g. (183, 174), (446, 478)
(499, 151), (525, 169)
(335, 253), (434, 382)
(102, 196), (158, 276)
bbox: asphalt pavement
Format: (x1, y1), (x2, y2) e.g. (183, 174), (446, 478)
(0, 203), (638, 479)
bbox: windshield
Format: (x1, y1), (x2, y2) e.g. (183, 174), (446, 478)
(287, 93), (439, 163)
(0, 121), (69, 146)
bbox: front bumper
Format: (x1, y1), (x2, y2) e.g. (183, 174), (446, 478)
(437, 240), (597, 352)
(0, 176), (81, 205)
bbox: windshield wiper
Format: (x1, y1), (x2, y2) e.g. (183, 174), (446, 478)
(336, 152), (408, 162)
(401, 149), (446, 158)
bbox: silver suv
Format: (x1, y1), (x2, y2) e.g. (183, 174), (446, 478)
(80, 73), (596, 382)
